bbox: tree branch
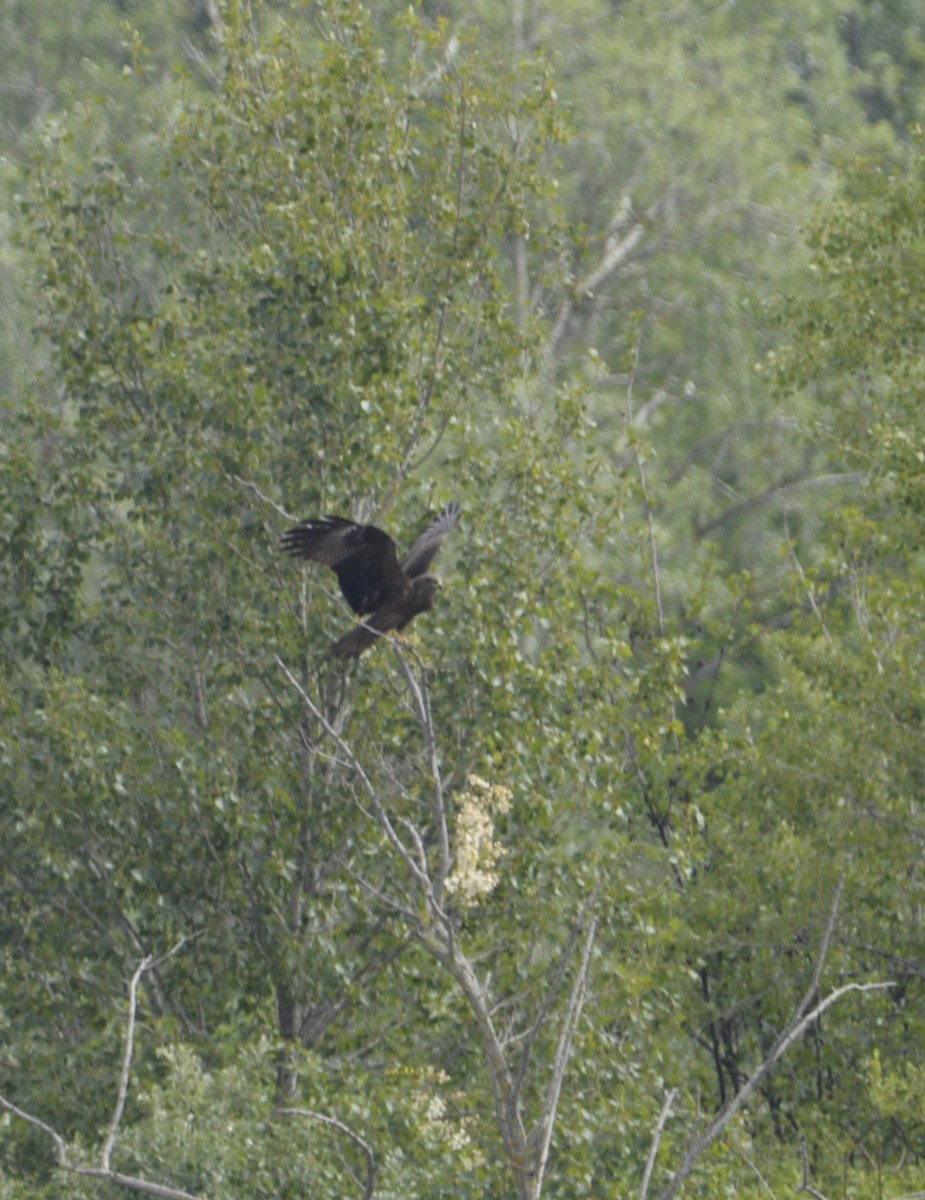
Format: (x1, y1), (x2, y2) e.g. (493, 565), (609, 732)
(796, 1138), (831, 1200)
(654, 879), (894, 1200)
(639, 1089), (678, 1200)
(0, 1096), (68, 1166)
(393, 647), (452, 904)
(276, 655), (600, 1200)
(56, 1167), (203, 1200)
(103, 937), (195, 1170)
(103, 953), (153, 1170)
(513, 902), (590, 1101)
(693, 472), (866, 541)
(279, 1108), (377, 1200)
(543, 195), (657, 367)
(0, 939), (203, 1200)
(532, 912), (599, 1195)
(276, 654), (440, 906)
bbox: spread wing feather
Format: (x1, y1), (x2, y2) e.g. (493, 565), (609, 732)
(400, 501), (462, 579)
(280, 517), (406, 615)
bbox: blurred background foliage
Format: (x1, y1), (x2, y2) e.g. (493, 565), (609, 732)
(1, 2), (925, 1197)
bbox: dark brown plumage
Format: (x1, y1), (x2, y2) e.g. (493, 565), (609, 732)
(281, 501), (461, 658)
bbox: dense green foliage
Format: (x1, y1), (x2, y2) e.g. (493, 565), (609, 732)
(1, 2), (924, 1198)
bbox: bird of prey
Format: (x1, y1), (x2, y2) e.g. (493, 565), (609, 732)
(281, 501), (461, 658)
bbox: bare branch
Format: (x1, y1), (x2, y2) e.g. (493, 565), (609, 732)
(61, 1167), (204, 1200)
(398, 815), (430, 878)
(393, 647), (451, 901)
(769, 981), (895, 1072)
(0, 939), (203, 1200)
(231, 473), (297, 521)
(275, 654), (435, 898)
(735, 1145), (776, 1198)
(639, 1090), (678, 1200)
(0, 1096), (68, 1166)
(797, 875), (844, 1017)
(280, 1108), (377, 1200)
(532, 913), (599, 1194)
(796, 1139), (831, 1200)
(543, 196), (657, 366)
(422, 938), (528, 1180)
(104, 937), (195, 1171)
(621, 331), (670, 654)
(103, 954), (154, 1170)
(276, 654), (598, 1200)
(514, 893), (596, 1099)
(657, 983), (892, 1200)
(576, 216), (647, 298)
(693, 472), (866, 541)
(655, 879), (891, 1200)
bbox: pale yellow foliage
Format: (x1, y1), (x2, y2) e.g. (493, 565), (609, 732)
(410, 1066), (482, 1167)
(445, 774), (512, 908)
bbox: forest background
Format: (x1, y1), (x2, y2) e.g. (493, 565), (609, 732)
(2, 1), (925, 1197)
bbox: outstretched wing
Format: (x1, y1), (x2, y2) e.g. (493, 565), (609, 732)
(280, 517), (407, 615)
(400, 501), (461, 579)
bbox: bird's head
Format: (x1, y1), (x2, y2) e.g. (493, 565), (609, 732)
(413, 573), (442, 600)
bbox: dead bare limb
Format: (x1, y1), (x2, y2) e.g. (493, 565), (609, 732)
(0, 939), (203, 1200)
(647, 879), (894, 1200)
(796, 1139), (831, 1200)
(102, 953), (153, 1171)
(275, 653), (442, 910)
(640, 1089), (678, 1200)
(532, 911), (599, 1195)
(544, 195), (658, 367)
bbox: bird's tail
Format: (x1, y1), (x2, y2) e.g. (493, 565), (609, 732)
(328, 621), (384, 659)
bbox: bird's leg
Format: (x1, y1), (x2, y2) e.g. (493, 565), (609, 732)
(391, 629), (421, 650)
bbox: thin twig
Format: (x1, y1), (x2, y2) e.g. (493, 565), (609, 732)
(796, 1139), (831, 1200)
(275, 655), (442, 909)
(230, 473), (296, 521)
(736, 1145), (776, 1199)
(0, 1096), (68, 1165)
(513, 893), (596, 1101)
(280, 1108), (377, 1200)
(393, 647), (451, 902)
(623, 328), (668, 656)
(692, 472), (866, 541)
